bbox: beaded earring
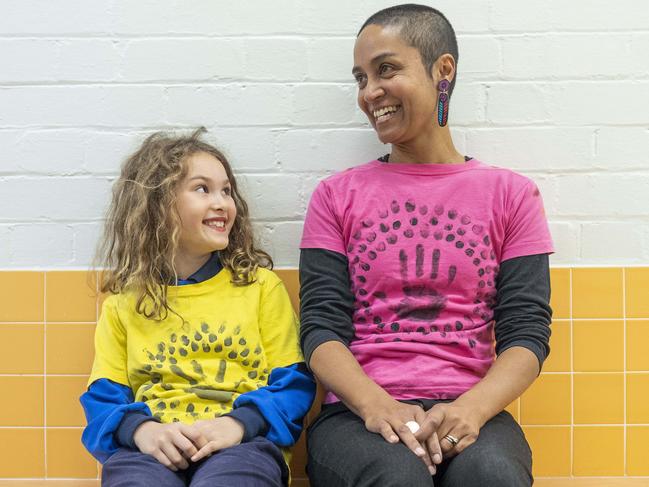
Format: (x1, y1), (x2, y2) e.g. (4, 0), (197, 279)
(437, 79), (450, 127)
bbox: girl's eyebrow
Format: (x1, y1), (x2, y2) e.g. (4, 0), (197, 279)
(188, 175), (230, 185)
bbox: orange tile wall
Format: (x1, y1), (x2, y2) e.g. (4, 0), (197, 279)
(0, 268), (648, 483)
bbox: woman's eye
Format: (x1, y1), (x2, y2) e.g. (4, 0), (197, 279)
(355, 75), (367, 87)
(379, 64), (393, 75)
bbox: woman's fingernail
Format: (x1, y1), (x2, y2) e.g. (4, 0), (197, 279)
(429, 466), (436, 475)
(415, 447), (426, 456)
(390, 435), (398, 442)
(433, 453), (442, 464)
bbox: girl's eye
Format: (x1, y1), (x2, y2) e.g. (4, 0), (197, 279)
(196, 184), (208, 193)
(223, 186), (232, 196)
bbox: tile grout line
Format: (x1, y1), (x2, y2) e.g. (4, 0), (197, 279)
(569, 268), (574, 476)
(43, 271), (48, 479)
(622, 268), (627, 476)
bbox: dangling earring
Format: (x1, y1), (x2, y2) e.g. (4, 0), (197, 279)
(437, 79), (450, 127)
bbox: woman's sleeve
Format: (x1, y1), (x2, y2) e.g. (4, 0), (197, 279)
(493, 253), (553, 371)
(299, 248), (355, 367)
(80, 379), (155, 463)
(225, 275), (316, 447)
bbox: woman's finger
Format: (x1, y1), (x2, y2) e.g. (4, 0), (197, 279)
(426, 431), (443, 465)
(375, 420), (399, 443)
(394, 422), (434, 473)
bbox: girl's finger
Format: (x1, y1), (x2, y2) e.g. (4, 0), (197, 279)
(180, 424), (208, 450)
(152, 450), (177, 471)
(172, 430), (199, 459)
(191, 441), (219, 463)
(161, 442), (188, 470)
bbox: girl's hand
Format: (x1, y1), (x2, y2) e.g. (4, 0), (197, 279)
(189, 416), (245, 463)
(417, 401), (484, 458)
(133, 421), (208, 471)
(361, 397), (440, 475)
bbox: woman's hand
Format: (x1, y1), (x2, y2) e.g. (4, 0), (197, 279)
(189, 416), (245, 463)
(133, 421), (208, 471)
(361, 397), (442, 474)
(417, 400), (485, 458)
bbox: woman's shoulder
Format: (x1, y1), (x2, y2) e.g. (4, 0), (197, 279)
(472, 159), (538, 191)
(319, 160), (381, 184)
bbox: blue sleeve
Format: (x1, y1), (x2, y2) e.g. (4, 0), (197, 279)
(226, 363), (316, 447)
(80, 378), (155, 463)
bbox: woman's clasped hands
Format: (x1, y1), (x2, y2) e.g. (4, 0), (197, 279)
(133, 416), (245, 471)
(363, 397), (485, 475)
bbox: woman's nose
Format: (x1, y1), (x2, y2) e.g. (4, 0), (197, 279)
(363, 79), (385, 103)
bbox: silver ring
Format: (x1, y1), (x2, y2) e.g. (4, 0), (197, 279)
(443, 434), (459, 447)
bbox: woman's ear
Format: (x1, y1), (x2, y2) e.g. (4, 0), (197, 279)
(432, 54), (456, 85)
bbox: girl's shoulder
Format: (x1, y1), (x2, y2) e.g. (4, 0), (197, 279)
(252, 267), (283, 288)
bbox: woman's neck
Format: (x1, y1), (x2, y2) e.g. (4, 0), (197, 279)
(389, 126), (464, 164)
(174, 252), (211, 280)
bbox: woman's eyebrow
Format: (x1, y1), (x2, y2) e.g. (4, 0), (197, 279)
(352, 52), (397, 75)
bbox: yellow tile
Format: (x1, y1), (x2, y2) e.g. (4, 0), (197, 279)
(627, 374), (649, 424)
(0, 271), (44, 322)
(47, 428), (98, 478)
(544, 321), (570, 372)
(0, 428), (45, 477)
(47, 323), (96, 374)
(520, 374), (571, 425)
(0, 324), (44, 374)
(523, 426), (571, 476)
(573, 426), (624, 476)
(627, 320), (649, 371)
(274, 269), (299, 313)
(46, 271), (97, 322)
(626, 268), (649, 318)
(504, 398), (519, 422)
(572, 268), (623, 319)
(573, 320), (624, 372)
(550, 268), (570, 319)
(627, 426), (649, 475)
(573, 374), (624, 424)
(0, 376), (44, 426)
(47, 376), (88, 427)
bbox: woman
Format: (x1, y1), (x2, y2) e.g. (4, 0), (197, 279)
(299, 4), (553, 486)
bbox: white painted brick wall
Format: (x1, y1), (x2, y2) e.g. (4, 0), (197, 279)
(1, 0), (648, 268)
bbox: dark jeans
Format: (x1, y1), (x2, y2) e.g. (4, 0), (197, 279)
(306, 401), (532, 487)
(102, 437), (288, 487)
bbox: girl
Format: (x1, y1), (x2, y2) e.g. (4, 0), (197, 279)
(81, 129), (315, 487)
(300, 4), (553, 487)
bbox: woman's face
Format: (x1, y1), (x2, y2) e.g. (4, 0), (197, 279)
(353, 24), (439, 145)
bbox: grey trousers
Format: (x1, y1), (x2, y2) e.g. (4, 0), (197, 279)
(306, 401), (532, 487)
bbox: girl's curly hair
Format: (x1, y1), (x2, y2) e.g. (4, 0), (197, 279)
(96, 128), (272, 320)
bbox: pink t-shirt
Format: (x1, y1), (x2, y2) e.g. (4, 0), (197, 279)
(301, 159), (554, 402)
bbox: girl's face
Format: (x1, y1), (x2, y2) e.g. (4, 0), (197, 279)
(176, 151), (237, 259)
(353, 24), (439, 145)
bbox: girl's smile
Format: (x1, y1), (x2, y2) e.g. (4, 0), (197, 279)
(175, 151), (237, 275)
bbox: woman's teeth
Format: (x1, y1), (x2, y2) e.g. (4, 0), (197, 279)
(373, 105), (400, 122)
